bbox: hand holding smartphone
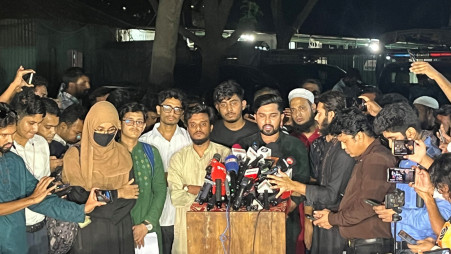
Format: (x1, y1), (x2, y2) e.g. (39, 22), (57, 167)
(95, 190), (113, 203)
(398, 230), (417, 244)
(305, 214), (317, 221)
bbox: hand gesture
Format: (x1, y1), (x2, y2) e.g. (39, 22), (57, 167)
(29, 176), (56, 204)
(118, 179), (139, 199)
(283, 108), (293, 126)
(11, 66), (35, 92)
(84, 188), (106, 213)
(410, 62), (441, 80)
(359, 95), (382, 117)
(409, 167), (435, 199)
(267, 170), (295, 198)
(373, 205), (395, 222)
(407, 237), (436, 253)
(404, 139), (427, 165)
(50, 156), (63, 172)
(313, 209), (332, 229)
(132, 224), (148, 249)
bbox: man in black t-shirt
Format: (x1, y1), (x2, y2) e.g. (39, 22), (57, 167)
(210, 80), (258, 147)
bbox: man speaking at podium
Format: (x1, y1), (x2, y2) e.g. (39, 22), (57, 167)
(167, 103), (230, 254)
(239, 94), (310, 254)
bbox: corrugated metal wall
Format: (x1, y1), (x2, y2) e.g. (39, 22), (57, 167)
(0, 19), (37, 89)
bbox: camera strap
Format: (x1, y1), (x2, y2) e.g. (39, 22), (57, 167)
(142, 143), (155, 177)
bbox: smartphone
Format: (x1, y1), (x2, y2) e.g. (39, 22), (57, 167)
(387, 168), (416, 184)
(28, 73), (34, 84)
(305, 214), (317, 221)
(364, 199), (381, 206)
(439, 129), (446, 143)
(392, 140), (415, 156)
(398, 230), (417, 244)
(345, 97), (366, 111)
(95, 190), (113, 203)
(408, 49), (417, 62)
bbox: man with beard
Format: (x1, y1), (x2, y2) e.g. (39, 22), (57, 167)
(287, 88), (320, 149)
(57, 67), (90, 110)
(413, 96), (441, 146)
(239, 94), (310, 254)
(268, 90), (355, 253)
(167, 103), (230, 254)
(139, 89), (191, 254)
(210, 80), (258, 147)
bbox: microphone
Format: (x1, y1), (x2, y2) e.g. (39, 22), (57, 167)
(232, 144), (247, 162)
(233, 177), (253, 210)
(257, 146), (271, 159)
(276, 156), (296, 173)
(225, 155), (239, 198)
(196, 154), (222, 204)
(211, 162), (227, 208)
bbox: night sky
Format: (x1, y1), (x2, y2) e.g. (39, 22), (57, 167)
(228, 0), (451, 38)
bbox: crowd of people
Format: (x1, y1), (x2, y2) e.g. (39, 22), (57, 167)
(1, 60), (451, 254)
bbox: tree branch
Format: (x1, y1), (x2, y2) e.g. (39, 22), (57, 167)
(147, 0), (159, 13)
(291, 0), (319, 32)
(225, 26), (247, 48)
(178, 26), (204, 47)
(270, 0), (285, 31)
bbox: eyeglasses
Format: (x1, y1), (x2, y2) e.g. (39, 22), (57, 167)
(122, 119), (145, 127)
(160, 104), (183, 115)
(94, 127), (118, 134)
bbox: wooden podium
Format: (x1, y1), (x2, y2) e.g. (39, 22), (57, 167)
(186, 210), (286, 254)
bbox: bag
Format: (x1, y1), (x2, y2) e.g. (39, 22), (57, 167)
(134, 232), (159, 254)
(47, 217), (79, 254)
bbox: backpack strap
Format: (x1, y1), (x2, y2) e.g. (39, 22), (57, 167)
(142, 143), (155, 177)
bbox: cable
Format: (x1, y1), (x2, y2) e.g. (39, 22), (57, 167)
(252, 210), (263, 254)
(220, 201), (231, 254)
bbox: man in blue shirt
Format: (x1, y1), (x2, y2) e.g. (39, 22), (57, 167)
(372, 102), (450, 244)
(0, 102), (102, 254)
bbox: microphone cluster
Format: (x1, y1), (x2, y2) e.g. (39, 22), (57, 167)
(195, 143), (296, 211)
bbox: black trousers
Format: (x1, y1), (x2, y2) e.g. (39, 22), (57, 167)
(345, 238), (393, 254)
(161, 225), (174, 254)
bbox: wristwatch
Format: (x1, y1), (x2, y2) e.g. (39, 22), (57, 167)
(183, 185), (189, 192)
(142, 220), (153, 232)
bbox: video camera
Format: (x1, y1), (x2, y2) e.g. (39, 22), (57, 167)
(385, 188), (405, 221)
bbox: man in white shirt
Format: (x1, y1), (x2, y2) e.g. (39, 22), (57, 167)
(139, 89), (191, 254)
(10, 90), (51, 253)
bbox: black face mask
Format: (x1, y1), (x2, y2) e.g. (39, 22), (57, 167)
(93, 132), (115, 147)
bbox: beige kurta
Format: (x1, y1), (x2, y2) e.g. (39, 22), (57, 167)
(167, 142), (230, 254)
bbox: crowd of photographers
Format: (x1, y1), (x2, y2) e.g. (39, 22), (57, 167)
(2, 60), (451, 254)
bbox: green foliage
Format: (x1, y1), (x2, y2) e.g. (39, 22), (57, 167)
(239, 0), (263, 29)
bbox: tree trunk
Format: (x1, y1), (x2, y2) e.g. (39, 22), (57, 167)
(199, 45), (224, 93)
(276, 29), (294, 49)
(149, 0), (184, 92)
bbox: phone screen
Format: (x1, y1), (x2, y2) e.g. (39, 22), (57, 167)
(387, 168), (415, 184)
(392, 140), (415, 156)
(398, 230), (417, 244)
(305, 214), (317, 221)
(95, 190), (113, 203)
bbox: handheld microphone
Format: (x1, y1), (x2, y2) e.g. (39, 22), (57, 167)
(233, 177), (253, 210)
(276, 156), (296, 172)
(211, 162), (227, 208)
(232, 144), (246, 162)
(196, 154), (222, 204)
(257, 146), (271, 159)
(225, 155), (239, 198)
